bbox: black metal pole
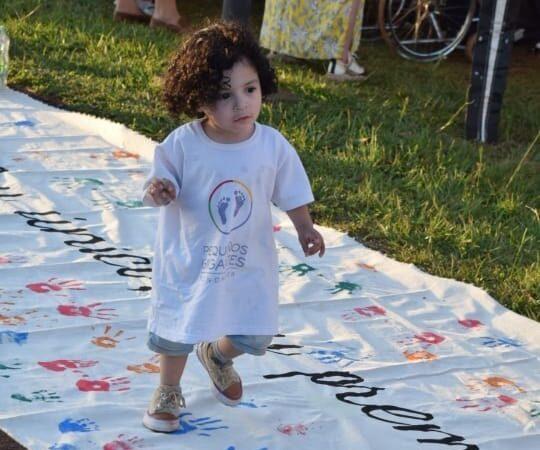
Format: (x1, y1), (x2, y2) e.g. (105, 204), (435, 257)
(466, 0), (522, 143)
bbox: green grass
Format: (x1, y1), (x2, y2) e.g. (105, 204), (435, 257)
(2, 0), (539, 319)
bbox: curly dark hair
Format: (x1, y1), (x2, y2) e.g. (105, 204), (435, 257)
(163, 21), (278, 118)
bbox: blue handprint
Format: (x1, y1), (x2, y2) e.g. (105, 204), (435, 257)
(226, 447), (268, 450)
(172, 413), (228, 437)
(0, 330), (28, 345)
(58, 417), (99, 433)
(308, 349), (361, 368)
(49, 444), (77, 450)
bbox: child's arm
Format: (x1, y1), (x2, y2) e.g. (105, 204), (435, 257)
(143, 177), (176, 207)
(286, 205), (325, 257)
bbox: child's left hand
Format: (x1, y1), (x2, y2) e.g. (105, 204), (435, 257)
(298, 226), (325, 257)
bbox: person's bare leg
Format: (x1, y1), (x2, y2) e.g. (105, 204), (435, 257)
(341, 0), (363, 63)
(115, 0), (145, 16)
(216, 337), (244, 360)
(152, 0), (182, 25)
(160, 354), (188, 386)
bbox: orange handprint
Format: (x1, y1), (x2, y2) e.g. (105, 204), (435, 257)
(92, 324), (135, 349)
(113, 149), (140, 160)
(403, 350), (437, 361)
(127, 355), (160, 374)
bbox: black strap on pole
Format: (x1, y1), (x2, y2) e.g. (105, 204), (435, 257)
(222, 0), (252, 27)
(465, 0), (522, 143)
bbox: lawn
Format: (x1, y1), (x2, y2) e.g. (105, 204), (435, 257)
(1, 0), (539, 320)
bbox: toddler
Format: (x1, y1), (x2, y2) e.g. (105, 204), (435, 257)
(142, 21), (325, 433)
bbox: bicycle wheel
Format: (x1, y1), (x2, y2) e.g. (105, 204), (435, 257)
(379, 0), (476, 61)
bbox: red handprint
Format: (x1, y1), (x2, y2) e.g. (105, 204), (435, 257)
(76, 376), (130, 392)
(57, 303), (117, 320)
(414, 332), (445, 345)
(103, 434), (144, 450)
(459, 319), (483, 328)
(26, 278), (85, 295)
(278, 423), (308, 436)
(353, 305), (386, 317)
(38, 359), (98, 373)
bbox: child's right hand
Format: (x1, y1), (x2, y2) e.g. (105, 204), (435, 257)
(146, 178), (176, 206)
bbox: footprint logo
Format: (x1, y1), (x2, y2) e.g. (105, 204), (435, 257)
(233, 190), (246, 217)
(209, 181), (252, 234)
(218, 197), (231, 225)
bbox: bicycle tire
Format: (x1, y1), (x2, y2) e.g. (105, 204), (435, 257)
(379, 0), (476, 62)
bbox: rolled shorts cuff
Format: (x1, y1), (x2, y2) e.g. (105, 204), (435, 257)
(227, 334), (273, 356)
(147, 332), (194, 356)
(147, 332), (273, 356)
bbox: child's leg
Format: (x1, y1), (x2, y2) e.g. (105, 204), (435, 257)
(143, 333), (193, 433)
(196, 335), (273, 406)
(160, 354), (188, 386)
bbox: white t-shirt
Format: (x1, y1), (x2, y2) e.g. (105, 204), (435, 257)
(143, 120), (314, 343)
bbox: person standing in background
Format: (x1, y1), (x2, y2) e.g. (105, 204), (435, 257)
(113, 0), (191, 33)
(260, 0), (366, 81)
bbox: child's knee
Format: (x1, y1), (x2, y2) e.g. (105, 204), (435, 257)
(228, 335), (273, 356)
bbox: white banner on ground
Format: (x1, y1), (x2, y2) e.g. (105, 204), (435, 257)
(0, 88), (539, 450)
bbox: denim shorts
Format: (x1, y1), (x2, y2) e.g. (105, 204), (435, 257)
(147, 332), (273, 356)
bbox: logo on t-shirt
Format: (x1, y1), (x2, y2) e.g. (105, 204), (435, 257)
(208, 180), (252, 234)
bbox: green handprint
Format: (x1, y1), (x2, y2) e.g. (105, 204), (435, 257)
(328, 281), (361, 295)
(0, 361), (22, 378)
(11, 389), (63, 403)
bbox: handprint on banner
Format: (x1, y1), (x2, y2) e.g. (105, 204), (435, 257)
(91, 324), (136, 349)
(0, 360), (23, 378)
(307, 348), (363, 368)
(12, 389), (63, 403)
(58, 417), (99, 433)
(0, 330), (29, 345)
(226, 447), (269, 450)
(39, 359), (98, 373)
(0, 288), (25, 300)
(49, 444), (78, 450)
(0, 312), (31, 326)
(26, 278), (85, 296)
(0, 254), (29, 265)
(76, 376), (130, 392)
(236, 398), (268, 409)
(342, 305), (386, 322)
(172, 413), (229, 437)
(456, 394), (518, 412)
(395, 331), (446, 354)
(127, 354), (160, 374)
(58, 303), (117, 320)
(103, 434), (144, 450)
(356, 262), (377, 271)
(112, 149), (140, 160)
(458, 319), (483, 329)
(278, 423), (308, 436)
(403, 349), (437, 361)
(327, 281), (361, 295)
(280, 263), (316, 277)
(475, 336), (523, 349)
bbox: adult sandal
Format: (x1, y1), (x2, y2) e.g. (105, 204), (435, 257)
(326, 54), (366, 82)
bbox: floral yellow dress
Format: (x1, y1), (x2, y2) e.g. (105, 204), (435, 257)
(259, 0), (364, 60)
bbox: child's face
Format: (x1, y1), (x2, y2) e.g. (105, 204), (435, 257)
(201, 58), (262, 143)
